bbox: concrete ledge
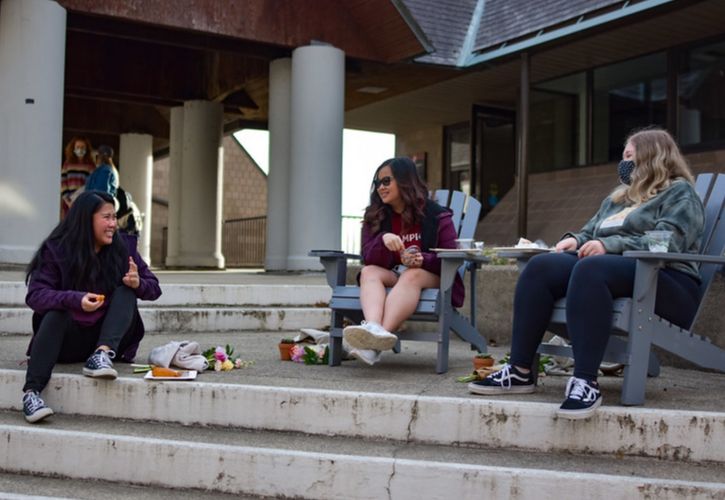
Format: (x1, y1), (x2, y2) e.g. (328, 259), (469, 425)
(2, 370), (723, 463)
(0, 282), (331, 307)
(0, 307), (329, 334)
(3, 425), (722, 499)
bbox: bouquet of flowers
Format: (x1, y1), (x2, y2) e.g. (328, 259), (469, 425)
(202, 344), (255, 371)
(290, 344), (329, 365)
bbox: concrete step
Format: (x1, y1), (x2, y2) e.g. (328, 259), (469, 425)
(1, 411), (723, 499)
(0, 281), (332, 333)
(0, 471), (260, 499)
(0, 306), (329, 334)
(0, 281), (331, 307)
(1, 369), (723, 464)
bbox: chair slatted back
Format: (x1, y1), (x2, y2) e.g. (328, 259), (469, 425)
(694, 173), (714, 201)
(432, 189), (450, 207)
(697, 173), (725, 302)
(448, 191), (466, 231)
(430, 190), (481, 238)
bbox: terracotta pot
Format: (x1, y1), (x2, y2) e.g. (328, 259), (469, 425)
(473, 356), (494, 370)
(278, 342), (294, 361)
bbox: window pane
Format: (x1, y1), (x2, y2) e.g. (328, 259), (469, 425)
(593, 53), (667, 163)
(679, 40), (725, 146)
(445, 124), (471, 194)
(531, 72), (586, 172)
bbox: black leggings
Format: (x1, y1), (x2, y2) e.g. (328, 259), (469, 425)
(24, 286), (138, 393)
(509, 252), (700, 380)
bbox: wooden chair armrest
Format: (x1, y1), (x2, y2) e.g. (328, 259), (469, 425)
(623, 251), (725, 265)
(308, 250), (362, 260)
(308, 250), (362, 287)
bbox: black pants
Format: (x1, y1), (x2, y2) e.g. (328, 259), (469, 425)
(509, 252), (700, 380)
(24, 286), (137, 393)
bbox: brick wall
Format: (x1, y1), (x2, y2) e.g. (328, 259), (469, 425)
(477, 148), (725, 246)
(149, 136), (268, 266)
(396, 126), (444, 189)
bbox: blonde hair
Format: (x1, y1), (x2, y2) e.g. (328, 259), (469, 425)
(612, 128), (694, 205)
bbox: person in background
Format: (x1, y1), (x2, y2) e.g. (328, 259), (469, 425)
(85, 144), (119, 201)
(342, 157), (463, 365)
(468, 128), (704, 419)
(22, 191), (161, 423)
(60, 137), (95, 219)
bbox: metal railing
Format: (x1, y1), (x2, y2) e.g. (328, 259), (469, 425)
(224, 216), (267, 267)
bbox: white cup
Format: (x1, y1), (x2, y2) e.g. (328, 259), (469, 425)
(455, 238), (474, 249)
(645, 230), (672, 252)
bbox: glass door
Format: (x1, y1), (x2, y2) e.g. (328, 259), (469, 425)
(472, 106), (516, 216)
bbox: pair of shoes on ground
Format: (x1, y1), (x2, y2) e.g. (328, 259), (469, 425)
(468, 363), (602, 419)
(343, 321), (398, 366)
(23, 349), (118, 424)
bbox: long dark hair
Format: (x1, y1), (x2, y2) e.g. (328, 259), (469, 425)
(363, 157), (429, 233)
(26, 190), (128, 293)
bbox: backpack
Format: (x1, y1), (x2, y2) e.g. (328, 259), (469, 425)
(116, 186), (143, 235)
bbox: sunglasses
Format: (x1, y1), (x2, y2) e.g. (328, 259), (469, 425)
(373, 176), (393, 188)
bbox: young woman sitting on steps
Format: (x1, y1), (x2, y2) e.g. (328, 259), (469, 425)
(22, 190), (161, 423)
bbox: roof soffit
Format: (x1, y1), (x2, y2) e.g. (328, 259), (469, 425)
(56, 0), (428, 63)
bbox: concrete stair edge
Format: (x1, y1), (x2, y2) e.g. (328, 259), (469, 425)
(1, 370), (722, 463)
(0, 281), (332, 307)
(0, 307), (330, 334)
(1, 424), (722, 500)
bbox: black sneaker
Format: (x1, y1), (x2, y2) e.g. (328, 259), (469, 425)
(82, 349), (118, 379)
(23, 391), (53, 423)
(468, 364), (536, 395)
(556, 377), (602, 419)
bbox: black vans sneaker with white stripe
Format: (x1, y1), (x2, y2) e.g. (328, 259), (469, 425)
(23, 391), (53, 423)
(556, 377), (602, 419)
(468, 364), (536, 395)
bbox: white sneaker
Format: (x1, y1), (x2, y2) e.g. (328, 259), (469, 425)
(343, 321), (398, 351)
(349, 348), (381, 366)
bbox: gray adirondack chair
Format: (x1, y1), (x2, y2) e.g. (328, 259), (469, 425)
(505, 173), (725, 406)
(309, 190), (488, 373)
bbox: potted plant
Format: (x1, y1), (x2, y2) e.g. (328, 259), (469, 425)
(278, 338), (295, 361)
(472, 353), (494, 370)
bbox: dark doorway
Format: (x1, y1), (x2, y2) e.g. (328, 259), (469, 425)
(472, 106), (516, 216)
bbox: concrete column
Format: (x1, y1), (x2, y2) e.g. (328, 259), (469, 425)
(265, 58), (292, 271)
(119, 133), (153, 263)
(165, 106), (184, 267)
(0, 0), (66, 263)
(287, 45), (345, 270)
(175, 100), (225, 268)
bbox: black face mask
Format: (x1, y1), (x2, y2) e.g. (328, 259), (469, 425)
(618, 160), (635, 185)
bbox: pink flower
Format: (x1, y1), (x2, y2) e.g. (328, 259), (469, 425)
(234, 358), (242, 369)
(290, 344), (306, 363)
(214, 346), (227, 362)
(214, 360), (223, 371)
